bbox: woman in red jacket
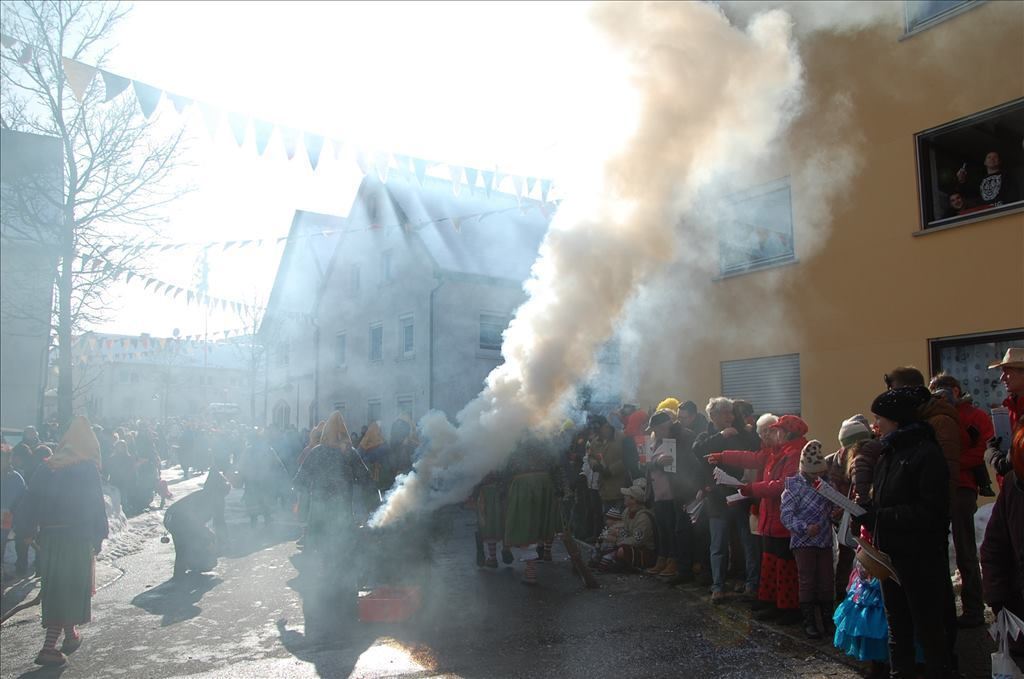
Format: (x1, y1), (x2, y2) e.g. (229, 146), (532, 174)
(708, 414), (807, 624)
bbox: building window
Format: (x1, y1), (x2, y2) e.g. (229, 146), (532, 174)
(351, 265), (361, 293)
(916, 98), (1023, 230)
(904, 0), (977, 33)
(717, 178), (795, 277)
(399, 314), (414, 357)
(929, 329), (1024, 410)
(381, 250), (393, 283)
(479, 313), (508, 352)
(272, 400), (291, 428)
(332, 401), (346, 416)
(367, 399), (382, 425)
(275, 341), (289, 367)
(721, 353), (801, 416)
(335, 332), (347, 367)
(369, 322), (383, 362)
(397, 395), (414, 420)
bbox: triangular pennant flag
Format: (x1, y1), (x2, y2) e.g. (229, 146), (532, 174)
(464, 168), (478, 194)
(18, 44), (32, 64)
(61, 57), (97, 102)
(132, 81), (163, 119)
(448, 165), (463, 197)
(153, 282), (164, 294)
(228, 113), (248, 146)
(413, 158), (428, 186)
(187, 290), (195, 304)
(304, 132), (324, 171)
(222, 241), (237, 251)
(330, 138), (345, 161)
(451, 217), (462, 233)
(374, 152), (390, 183)
(173, 287), (184, 299)
(512, 176), (524, 201)
(354, 149), (370, 176)
(253, 119), (274, 155)
(126, 271), (135, 284)
(167, 92), (192, 114)
(80, 254), (91, 268)
(280, 127), (299, 160)
(540, 179), (551, 204)
(525, 176), (537, 196)
(494, 170), (505, 192)
(0, 34), (16, 49)
(200, 103), (221, 138)
(481, 170), (494, 197)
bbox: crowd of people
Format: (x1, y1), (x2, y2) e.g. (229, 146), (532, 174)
(471, 348), (1024, 678)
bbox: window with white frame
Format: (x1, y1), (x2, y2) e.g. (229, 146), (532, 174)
(904, 0), (977, 33)
(367, 399), (382, 425)
(335, 332), (347, 367)
(721, 353), (801, 416)
(399, 314), (414, 357)
(717, 178), (795, 277)
(916, 99), (1023, 229)
(369, 322), (383, 362)
(479, 313), (508, 352)
(397, 395), (414, 419)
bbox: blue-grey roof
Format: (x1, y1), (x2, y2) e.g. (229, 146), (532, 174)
(376, 175), (550, 282)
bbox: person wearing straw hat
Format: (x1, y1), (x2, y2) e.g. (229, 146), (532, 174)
(17, 416), (108, 668)
(986, 347), (1024, 480)
(865, 386), (956, 678)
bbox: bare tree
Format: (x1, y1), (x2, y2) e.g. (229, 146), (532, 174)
(233, 293), (270, 425)
(0, 1), (190, 426)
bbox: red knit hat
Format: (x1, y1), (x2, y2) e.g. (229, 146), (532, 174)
(769, 414), (808, 437)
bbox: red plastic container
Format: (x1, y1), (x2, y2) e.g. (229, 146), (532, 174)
(358, 586), (422, 623)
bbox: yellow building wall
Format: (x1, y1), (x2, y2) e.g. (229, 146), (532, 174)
(680, 2), (1024, 441)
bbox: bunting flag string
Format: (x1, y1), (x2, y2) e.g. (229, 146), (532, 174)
(73, 199), (559, 257)
(0, 33), (557, 200)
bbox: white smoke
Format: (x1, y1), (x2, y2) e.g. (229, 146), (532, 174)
(371, 1), (889, 526)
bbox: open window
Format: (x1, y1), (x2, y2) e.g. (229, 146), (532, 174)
(717, 178), (795, 277)
(916, 98), (1024, 230)
(904, 1), (979, 34)
(929, 329), (1024, 410)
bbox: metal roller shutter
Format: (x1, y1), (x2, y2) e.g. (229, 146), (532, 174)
(720, 353), (801, 416)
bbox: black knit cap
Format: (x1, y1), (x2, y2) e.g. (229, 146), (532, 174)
(871, 386), (931, 425)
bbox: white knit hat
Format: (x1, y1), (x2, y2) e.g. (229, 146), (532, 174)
(838, 416), (872, 448)
(800, 440), (827, 475)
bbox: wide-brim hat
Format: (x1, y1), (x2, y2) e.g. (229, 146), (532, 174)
(989, 347), (1024, 370)
(854, 537), (898, 583)
(621, 485), (646, 501)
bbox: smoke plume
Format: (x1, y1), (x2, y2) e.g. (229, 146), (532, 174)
(372, 2), (883, 526)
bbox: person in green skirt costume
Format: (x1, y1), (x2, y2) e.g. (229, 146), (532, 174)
(474, 471), (511, 568)
(19, 416), (108, 667)
(503, 436), (563, 584)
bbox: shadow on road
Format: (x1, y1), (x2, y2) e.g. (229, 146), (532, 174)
(130, 573), (222, 626)
(15, 665), (67, 679)
(218, 521), (301, 560)
(1, 577), (39, 618)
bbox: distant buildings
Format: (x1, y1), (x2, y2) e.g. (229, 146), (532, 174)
(66, 332), (256, 424)
(0, 130), (62, 429)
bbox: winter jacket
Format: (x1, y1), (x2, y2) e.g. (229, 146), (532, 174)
(980, 471), (1024, 658)
(592, 431), (630, 503)
(918, 395), (961, 499)
(868, 422), (949, 558)
(646, 424), (701, 505)
(955, 399), (995, 490)
(18, 460), (108, 552)
(731, 437), (805, 538)
(695, 425), (761, 518)
(618, 507), (656, 551)
(780, 474), (834, 549)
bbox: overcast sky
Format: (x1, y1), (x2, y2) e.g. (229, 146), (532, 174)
(89, 1), (630, 339)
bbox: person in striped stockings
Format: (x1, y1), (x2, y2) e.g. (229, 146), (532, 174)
(503, 436), (562, 585)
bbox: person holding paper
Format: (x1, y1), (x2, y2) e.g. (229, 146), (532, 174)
(708, 414), (806, 623)
(986, 348), (1024, 483)
(642, 410), (698, 581)
(863, 386), (956, 679)
(980, 422), (1024, 669)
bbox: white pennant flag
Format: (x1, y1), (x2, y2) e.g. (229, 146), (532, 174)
(61, 57), (97, 102)
(448, 165), (463, 197)
(374, 152), (390, 183)
(512, 176), (524, 201)
(199, 103), (221, 138)
(464, 167), (478, 195)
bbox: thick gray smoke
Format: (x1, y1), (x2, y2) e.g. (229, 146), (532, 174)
(371, 2), (890, 526)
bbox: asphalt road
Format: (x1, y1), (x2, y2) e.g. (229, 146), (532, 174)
(0, 480), (910, 678)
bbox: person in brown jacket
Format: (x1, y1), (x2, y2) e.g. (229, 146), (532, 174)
(885, 367), (962, 500)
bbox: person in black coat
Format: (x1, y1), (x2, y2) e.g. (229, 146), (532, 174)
(163, 470), (230, 579)
(865, 386), (957, 678)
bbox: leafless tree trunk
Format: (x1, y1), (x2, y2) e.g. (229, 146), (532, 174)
(1, 1), (191, 427)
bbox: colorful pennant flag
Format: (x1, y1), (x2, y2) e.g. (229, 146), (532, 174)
(228, 113), (248, 146)
(449, 165), (463, 197)
(61, 57), (96, 102)
(304, 132), (324, 171)
(281, 127), (299, 160)
(167, 92), (192, 114)
(200, 103), (221, 138)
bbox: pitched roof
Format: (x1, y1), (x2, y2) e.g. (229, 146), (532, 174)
(261, 209), (346, 333)
(361, 175), (551, 282)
